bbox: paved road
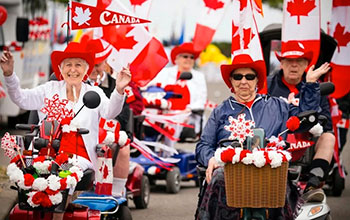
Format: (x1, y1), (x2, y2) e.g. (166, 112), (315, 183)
(0, 124), (349, 220)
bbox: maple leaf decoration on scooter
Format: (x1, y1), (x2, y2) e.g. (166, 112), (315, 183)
(224, 113), (255, 144)
(72, 6), (92, 26)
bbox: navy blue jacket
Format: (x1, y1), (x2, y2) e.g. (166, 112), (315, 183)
(267, 70), (332, 132)
(196, 82), (320, 167)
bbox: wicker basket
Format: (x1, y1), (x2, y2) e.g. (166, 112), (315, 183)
(224, 162), (288, 208)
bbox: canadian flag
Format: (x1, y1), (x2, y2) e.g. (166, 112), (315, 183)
(95, 145), (113, 195)
(70, 1), (150, 30)
(192, 0), (231, 52)
(94, 0), (168, 87)
(231, 0), (266, 93)
(281, 0), (320, 67)
(129, 0), (153, 21)
(329, 1), (350, 98)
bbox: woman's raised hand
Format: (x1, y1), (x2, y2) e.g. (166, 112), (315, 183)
(0, 50), (14, 77)
(116, 64), (132, 95)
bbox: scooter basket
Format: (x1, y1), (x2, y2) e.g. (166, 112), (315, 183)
(224, 162), (288, 208)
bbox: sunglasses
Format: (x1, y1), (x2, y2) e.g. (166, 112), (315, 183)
(180, 54), (195, 59)
(231, 74), (257, 81)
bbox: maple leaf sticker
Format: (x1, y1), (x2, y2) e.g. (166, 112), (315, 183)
(287, 0), (316, 25)
(102, 25), (138, 51)
(130, 0), (148, 6)
(333, 23), (350, 52)
(204, 0), (225, 12)
(72, 6), (91, 26)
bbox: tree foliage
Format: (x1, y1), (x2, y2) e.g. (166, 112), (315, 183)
(262, 0), (283, 9)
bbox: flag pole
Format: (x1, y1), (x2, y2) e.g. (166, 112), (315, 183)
(67, 0), (71, 45)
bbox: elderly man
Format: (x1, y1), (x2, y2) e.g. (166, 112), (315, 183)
(148, 42), (207, 146)
(267, 41), (334, 201)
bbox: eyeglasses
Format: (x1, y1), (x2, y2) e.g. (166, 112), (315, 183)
(231, 74), (257, 81)
(180, 54), (195, 59)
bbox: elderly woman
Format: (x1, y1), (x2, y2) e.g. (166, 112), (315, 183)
(1, 42), (131, 219)
(195, 54), (329, 220)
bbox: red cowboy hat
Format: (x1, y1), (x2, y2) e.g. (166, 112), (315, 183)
(275, 41), (313, 63)
(220, 54), (266, 93)
(85, 39), (113, 64)
(51, 42), (95, 81)
(170, 42), (201, 64)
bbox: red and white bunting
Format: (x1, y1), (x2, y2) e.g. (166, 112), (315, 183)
(192, 0), (231, 52)
(281, 0), (320, 66)
(70, 1), (150, 30)
(329, 1), (350, 98)
(94, 0), (168, 87)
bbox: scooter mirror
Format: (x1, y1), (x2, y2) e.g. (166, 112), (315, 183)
(83, 91), (101, 109)
(178, 72), (192, 80)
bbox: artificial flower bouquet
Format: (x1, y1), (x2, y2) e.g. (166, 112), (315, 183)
(3, 133), (84, 211)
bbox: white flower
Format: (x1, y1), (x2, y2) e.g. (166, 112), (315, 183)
(47, 175), (61, 191)
(214, 147), (225, 166)
(33, 160), (51, 174)
(268, 151), (283, 168)
(69, 166), (83, 180)
(66, 175), (77, 189)
(7, 163), (23, 183)
(252, 150), (266, 168)
(49, 192), (63, 205)
(268, 136), (286, 148)
(17, 179), (31, 190)
(118, 131), (128, 146)
(27, 191), (40, 207)
(232, 148), (243, 164)
(32, 177), (48, 191)
(241, 152), (254, 165)
(278, 150), (292, 162)
(103, 132), (115, 144)
(62, 118), (80, 133)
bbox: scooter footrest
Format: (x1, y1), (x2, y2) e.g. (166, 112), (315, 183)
(72, 192), (126, 212)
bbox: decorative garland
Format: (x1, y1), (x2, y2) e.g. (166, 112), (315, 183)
(7, 154), (83, 208)
(214, 144), (291, 169)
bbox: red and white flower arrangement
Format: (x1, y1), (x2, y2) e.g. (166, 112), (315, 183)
(214, 145), (291, 168)
(6, 154), (83, 208)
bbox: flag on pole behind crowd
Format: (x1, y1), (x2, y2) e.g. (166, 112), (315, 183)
(230, 0), (266, 93)
(329, 0), (350, 99)
(281, 0), (320, 67)
(93, 0), (168, 87)
(192, 0), (231, 52)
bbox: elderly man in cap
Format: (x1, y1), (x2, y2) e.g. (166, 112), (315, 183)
(268, 41), (333, 202)
(148, 42), (207, 147)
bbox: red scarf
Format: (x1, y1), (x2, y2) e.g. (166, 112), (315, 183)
(282, 77), (299, 95)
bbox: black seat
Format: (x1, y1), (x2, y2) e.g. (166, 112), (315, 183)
(75, 169), (95, 191)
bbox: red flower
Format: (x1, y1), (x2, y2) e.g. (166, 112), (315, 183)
(264, 151), (271, 164)
(33, 156), (46, 163)
(45, 188), (59, 195)
(55, 153), (68, 165)
(60, 116), (72, 126)
(40, 194), (53, 207)
(32, 191), (45, 205)
(10, 155), (21, 164)
(221, 148), (236, 163)
(286, 116), (300, 131)
(239, 149), (251, 161)
(23, 174), (35, 186)
(59, 178), (67, 190)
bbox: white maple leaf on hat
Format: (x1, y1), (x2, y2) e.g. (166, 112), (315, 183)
(72, 7), (91, 26)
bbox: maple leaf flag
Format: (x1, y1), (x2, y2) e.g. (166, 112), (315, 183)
(192, 0), (230, 52)
(282, 0), (320, 66)
(70, 1), (150, 30)
(94, 0), (168, 87)
(230, 0), (266, 93)
(329, 1), (350, 98)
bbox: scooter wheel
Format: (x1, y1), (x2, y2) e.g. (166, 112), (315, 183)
(115, 204), (133, 220)
(332, 169), (345, 197)
(166, 167), (181, 194)
(133, 175), (150, 209)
